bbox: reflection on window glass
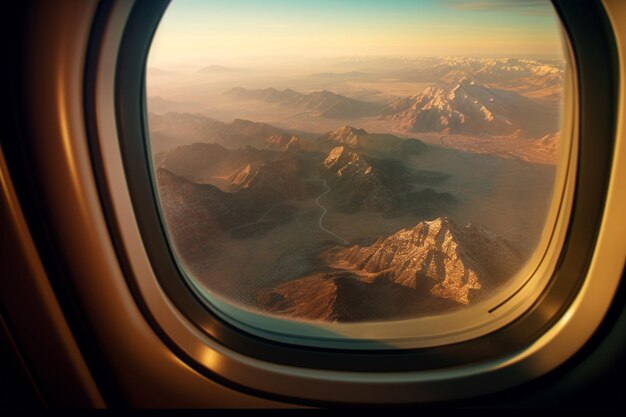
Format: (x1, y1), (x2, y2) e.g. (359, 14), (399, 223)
(146, 0), (568, 323)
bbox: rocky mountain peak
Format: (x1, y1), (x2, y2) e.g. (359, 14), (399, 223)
(320, 125), (368, 148)
(266, 133), (301, 150)
(323, 146), (364, 170)
(325, 216), (522, 304)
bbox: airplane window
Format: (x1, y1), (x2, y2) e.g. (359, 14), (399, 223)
(143, 0), (575, 346)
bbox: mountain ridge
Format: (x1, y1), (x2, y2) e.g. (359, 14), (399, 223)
(257, 216), (523, 321)
(224, 87), (384, 119)
(324, 216), (522, 304)
(381, 79), (557, 137)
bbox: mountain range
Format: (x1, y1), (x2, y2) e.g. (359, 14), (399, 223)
(389, 57), (563, 99)
(150, 113), (540, 322)
(229, 156), (316, 201)
(257, 216), (522, 321)
(146, 56), (562, 322)
(380, 78), (558, 137)
(154, 119), (452, 218)
(325, 216), (522, 304)
(148, 112), (284, 150)
(154, 142), (277, 183)
(156, 151), (319, 246)
(224, 87), (384, 119)
(321, 145), (452, 215)
(317, 125), (426, 155)
(222, 78), (557, 138)
(150, 112), (430, 157)
(152, 75), (558, 153)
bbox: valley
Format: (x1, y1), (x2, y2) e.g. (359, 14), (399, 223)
(147, 56), (563, 322)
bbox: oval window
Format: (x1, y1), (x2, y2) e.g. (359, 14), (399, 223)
(145, 0), (573, 347)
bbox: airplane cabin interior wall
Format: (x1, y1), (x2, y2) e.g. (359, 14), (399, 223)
(1, 0), (625, 409)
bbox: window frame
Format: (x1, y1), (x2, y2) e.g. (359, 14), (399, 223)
(82, 0), (621, 404)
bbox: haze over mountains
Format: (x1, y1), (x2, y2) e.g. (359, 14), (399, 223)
(146, 55), (563, 322)
(380, 78), (558, 137)
(391, 57), (563, 95)
(220, 78), (556, 138)
(320, 145), (453, 216)
(224, 87), (384, 119)
(149, 113), (284, 152)
(149, 56), (564, 163)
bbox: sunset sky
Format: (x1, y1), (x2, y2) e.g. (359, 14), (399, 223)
(148, 0), (565, 68)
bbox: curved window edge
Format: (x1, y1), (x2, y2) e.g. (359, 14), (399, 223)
(81, 0), (624, 404)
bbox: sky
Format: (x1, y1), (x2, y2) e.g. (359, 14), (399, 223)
(148, 0), (565, 68)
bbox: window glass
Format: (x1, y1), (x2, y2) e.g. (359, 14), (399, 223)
(146, 0), (570, 328)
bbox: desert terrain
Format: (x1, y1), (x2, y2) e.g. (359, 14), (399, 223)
(147, 56), (564, 322)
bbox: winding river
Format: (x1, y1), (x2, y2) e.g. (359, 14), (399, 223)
(312, 179), (349, 245)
